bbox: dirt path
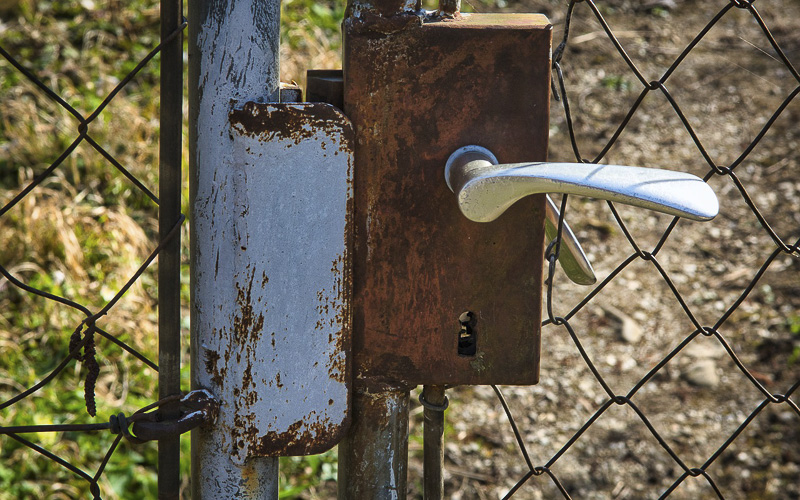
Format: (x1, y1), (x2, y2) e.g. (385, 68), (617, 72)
(401, 1), (800, 498)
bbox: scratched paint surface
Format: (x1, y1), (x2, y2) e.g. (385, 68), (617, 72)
(194, 102), (352, 460)
(189, 0), (284, 494)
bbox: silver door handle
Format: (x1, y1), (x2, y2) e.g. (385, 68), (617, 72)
(445, 145), (719, 284)
(545, 194), (596, 285)
(445, 145), (719, 222)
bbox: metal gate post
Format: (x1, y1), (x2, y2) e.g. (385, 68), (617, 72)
(158, 0), (183, 497)
(188, 0), (280, 497)
(338, 388), (410, 499)
(422, 385), (447, 499)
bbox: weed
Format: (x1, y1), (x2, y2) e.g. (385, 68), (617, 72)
(1, 0), (170, 498)
(788, 315), (800, 365)
(600, 74), (634, 92)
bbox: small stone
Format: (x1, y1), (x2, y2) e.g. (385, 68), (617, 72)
(641, 0), (678, 11)
(683, 359), (719, 388)
(684, 341), (726, 359)
(602, 305), (643, 343)
(621, 357), (638, 372)
(620, 318), (643, 344)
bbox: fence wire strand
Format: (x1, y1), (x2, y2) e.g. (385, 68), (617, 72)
(0, 2), (186, 498)
(492, 0), (799, 498)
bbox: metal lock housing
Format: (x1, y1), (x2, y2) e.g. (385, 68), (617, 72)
(343, 13), (553, 388)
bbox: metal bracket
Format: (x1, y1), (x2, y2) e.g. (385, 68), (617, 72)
(193, 101), (354, 461)
(124, 390), (220, 443)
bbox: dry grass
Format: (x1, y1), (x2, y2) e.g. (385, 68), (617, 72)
(0, 0), (346, 496)
(1, 1), (165, 497)
(2, 0), (796, 498)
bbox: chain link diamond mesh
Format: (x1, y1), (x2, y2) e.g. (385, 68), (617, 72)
(475, 1), (800, 498)
(0, 2), (186, 498)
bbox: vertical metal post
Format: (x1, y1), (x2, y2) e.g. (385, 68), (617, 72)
(340, 3), (419, 498)
(338, 388), (410, 499)
(422, 385), (447, 500)
(188, 0), (280, 497)
(158, 0), (183, 498)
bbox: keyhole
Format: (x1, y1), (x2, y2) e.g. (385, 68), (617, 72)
(457, 311), (477, 357)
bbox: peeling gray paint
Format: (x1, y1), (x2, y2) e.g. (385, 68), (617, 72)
(189, 1), (282, 498)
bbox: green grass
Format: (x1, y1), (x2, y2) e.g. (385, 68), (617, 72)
(0, 0), (351, 497)
(1, 0), (163, 495)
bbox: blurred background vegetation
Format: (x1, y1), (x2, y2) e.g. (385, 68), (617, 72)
(0, 0), (341, 497)
(0, 0), (508, 497)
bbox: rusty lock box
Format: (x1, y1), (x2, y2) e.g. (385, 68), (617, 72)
(340, 12), (553, 388)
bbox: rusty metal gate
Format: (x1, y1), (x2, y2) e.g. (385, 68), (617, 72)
(188, 0), (798, 498)
(1, 0), (798, 498)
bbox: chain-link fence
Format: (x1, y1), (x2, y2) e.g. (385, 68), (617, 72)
(427, 0), (799, 498)
(3, 0), (799, 498)
(0, 1), (186, 498)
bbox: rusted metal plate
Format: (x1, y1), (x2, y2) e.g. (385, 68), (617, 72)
(194, 102), (352, 459)
(344, 13), (552, 388)
(346, 0), (418, 18)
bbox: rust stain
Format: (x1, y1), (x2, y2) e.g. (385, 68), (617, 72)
(229, 102), (355, 151)
(204, 349), (224, 388)
(248, 411), (344, 457)
(345, 13), (550, 387)
(346, 0), (419, 19)
(345, 11), (423, 36)
(338, 169), (354, 389)
(438, 0), (461, 17)
(242, 363), (254, 393)
(233, 268), (265, 363)
(311, 247), (352, 388)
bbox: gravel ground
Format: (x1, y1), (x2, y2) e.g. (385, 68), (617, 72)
(401, 1), (800, 498)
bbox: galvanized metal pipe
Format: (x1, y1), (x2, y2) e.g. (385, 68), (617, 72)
(422, 385), (447, 500)
(188, 0), (281, 497)
(338, 388), (410, 500)
(158, 0), (183, 498)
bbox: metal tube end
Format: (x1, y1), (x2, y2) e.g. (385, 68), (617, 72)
(444, 145), (498, 191)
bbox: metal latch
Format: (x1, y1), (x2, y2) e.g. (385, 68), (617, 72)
(130, 390), (220, 443)
(194, 99), (354, 462)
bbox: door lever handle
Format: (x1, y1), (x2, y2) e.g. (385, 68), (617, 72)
(445, 145), (719, 286)
(544, 194), (596, 285)
(445, 145), (719, 223)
